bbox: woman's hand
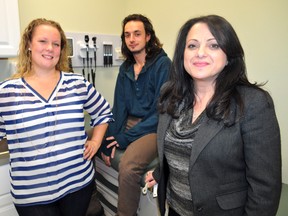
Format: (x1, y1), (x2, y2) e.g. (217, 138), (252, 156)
(84, 140), (99, 160)
(84, 123), (108, 160)
(145, 170), (157, 188)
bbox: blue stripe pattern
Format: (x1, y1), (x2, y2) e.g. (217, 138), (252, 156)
(0, 71), (113, 206)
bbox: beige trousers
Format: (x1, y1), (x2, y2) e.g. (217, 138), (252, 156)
(116, 133), (157, 216)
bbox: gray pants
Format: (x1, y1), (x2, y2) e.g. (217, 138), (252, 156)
(117, 133), (157, 216)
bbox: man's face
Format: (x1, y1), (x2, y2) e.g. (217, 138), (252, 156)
(124, 21), (150, 55)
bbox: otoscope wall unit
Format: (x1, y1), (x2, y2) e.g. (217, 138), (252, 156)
(65, 32), (124, 68)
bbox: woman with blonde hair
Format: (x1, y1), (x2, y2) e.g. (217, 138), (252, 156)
(0, 18), (113, 216)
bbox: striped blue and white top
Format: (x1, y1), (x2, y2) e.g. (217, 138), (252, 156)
(0, 71), (113, 206)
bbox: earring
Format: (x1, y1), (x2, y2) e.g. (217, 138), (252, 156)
(28, 48), (31, 51)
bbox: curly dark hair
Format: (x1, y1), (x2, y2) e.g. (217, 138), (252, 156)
(120, 14), (163, 64)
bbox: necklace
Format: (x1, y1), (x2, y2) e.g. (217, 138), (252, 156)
(14, 84), (58, 162)
(134, 62), (145, 80)
(192, 109), (205, 123)
(135, 72), (141, 80)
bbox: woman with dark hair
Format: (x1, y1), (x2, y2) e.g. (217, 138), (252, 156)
(100, 14), (171, 216)
(146, 15), (281, 216)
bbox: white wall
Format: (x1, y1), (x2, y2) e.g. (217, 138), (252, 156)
(18, 0), (124, 34)
(13, 0), (288, 184)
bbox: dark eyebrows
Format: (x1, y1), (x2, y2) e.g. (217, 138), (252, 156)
(207, 38), (217, 42)
(124, 30), (142, 35)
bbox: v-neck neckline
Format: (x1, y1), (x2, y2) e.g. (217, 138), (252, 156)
(21, 71), (62, 103)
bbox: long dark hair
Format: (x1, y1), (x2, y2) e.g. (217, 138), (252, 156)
(121, 14), (163, 64)
(158, 15), (264, 125)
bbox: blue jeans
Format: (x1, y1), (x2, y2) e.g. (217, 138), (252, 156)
(15, 180), (94, 216)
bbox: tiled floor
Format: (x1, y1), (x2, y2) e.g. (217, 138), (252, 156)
(277, 184), (288, 216)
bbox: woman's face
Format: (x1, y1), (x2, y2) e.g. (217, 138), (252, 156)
(184, 22), (227, 84)
(29, 24), (61, 71)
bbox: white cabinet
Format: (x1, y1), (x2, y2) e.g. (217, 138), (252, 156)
(0, 0), (20, 58)
(0, 193), (18, 216)
(0, 163), (18, 216)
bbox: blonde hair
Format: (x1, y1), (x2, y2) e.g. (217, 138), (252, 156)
(12, 18), (70, 78)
